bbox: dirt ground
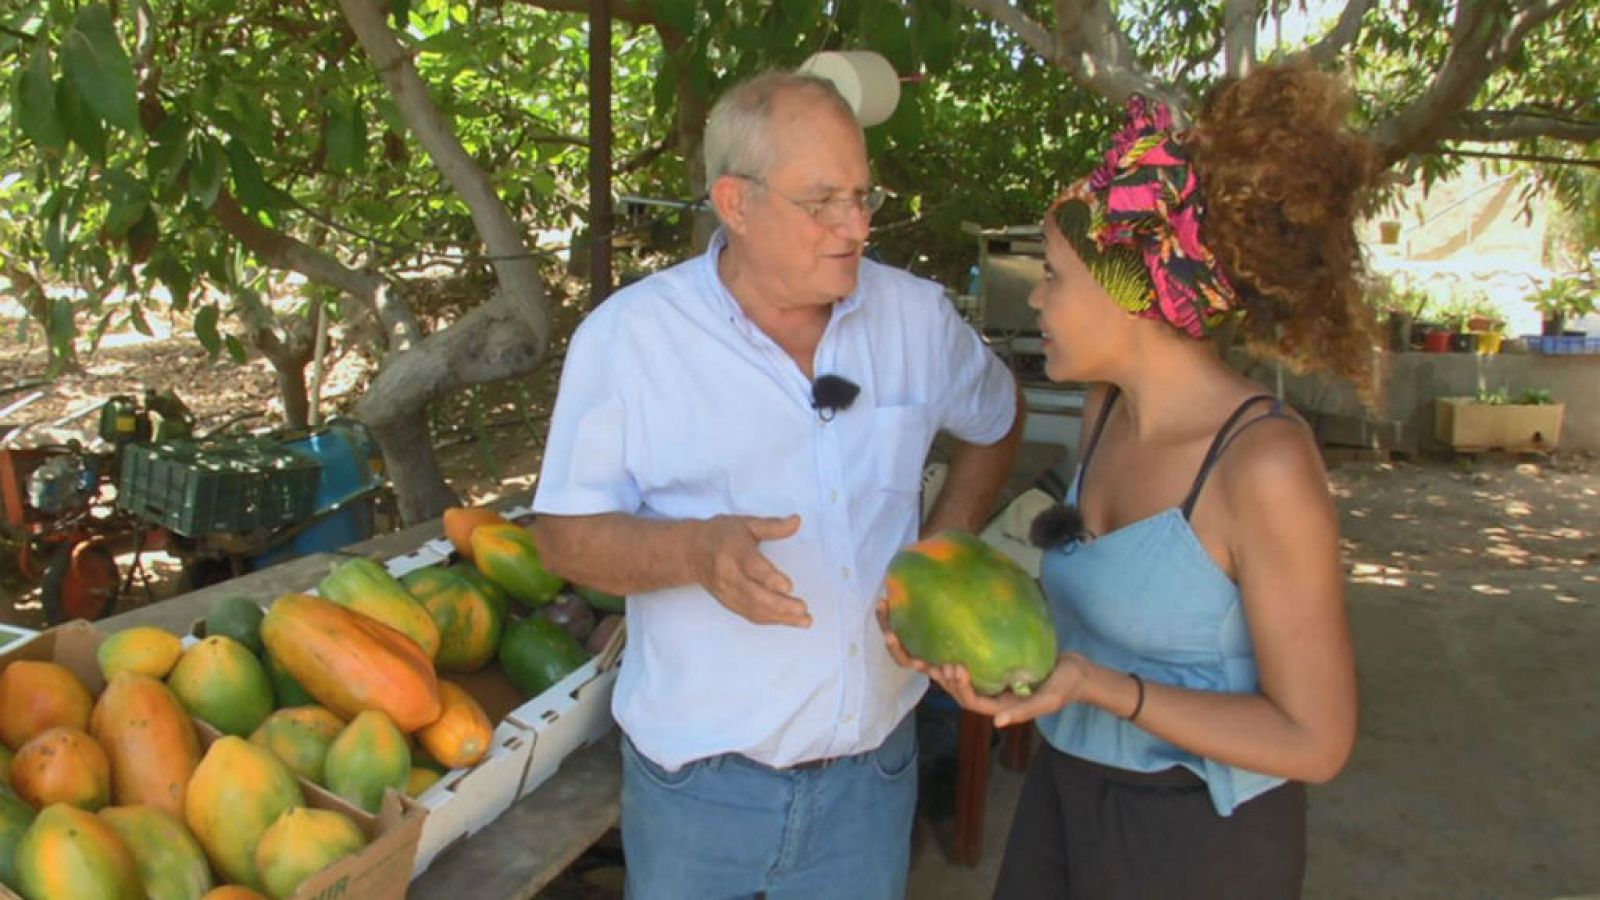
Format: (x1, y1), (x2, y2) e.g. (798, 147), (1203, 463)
(5, 330), (1599, 897)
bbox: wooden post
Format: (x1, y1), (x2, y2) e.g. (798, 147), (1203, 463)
(588, 0), (613, 305)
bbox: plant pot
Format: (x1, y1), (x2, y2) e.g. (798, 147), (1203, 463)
(1542, 315), (1566, 336)
(1449, 332), (1478, 353)
(1423, 329), (1454, 353)
(1386, 312), (1413, 353)
(1467, 316), (1494, 333)
(1476, 332), (1503, 355)
(1435, 398), (1565, 452)
(1379, 221), (1402, 245)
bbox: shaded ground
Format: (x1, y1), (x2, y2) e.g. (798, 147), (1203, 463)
(6, 329), (1598, 897)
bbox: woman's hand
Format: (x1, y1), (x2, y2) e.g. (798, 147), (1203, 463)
(926, 654), (1094, 728)
(874, 595), (930, 673)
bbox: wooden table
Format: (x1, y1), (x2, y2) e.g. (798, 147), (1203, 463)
(98, 439), (1066, 898)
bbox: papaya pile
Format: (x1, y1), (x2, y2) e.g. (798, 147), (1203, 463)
(0, 652), (370, 900)
(0, 503), (626, 899)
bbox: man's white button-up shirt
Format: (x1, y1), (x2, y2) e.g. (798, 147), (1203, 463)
(533, 231), (1016, 770)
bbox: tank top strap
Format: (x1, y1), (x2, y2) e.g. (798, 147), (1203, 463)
(1073, 385), (1122, 500)
(1180, 396), (1289, 520)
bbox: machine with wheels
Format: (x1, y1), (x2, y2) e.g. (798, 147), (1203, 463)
(2, 391), (391, 624)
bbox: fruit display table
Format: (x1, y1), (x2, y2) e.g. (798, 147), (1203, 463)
(98, 439), (1068, 898)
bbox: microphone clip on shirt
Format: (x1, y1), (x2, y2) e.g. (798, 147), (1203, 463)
(811, 375), (860, 422)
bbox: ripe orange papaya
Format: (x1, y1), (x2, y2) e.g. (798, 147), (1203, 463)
(442, 506), (509, 560)
(0, 660), (94, 750)
(260, 594), (441, 732)
(402, 566), (504, 673)
(255, 806), (367, 899)
(415, 681), (493, 769)
(323, 711), (410, 814)
(11, 727), (112, 810)
(471, 523), (565, 608)
(884, 531), (1058, 696)
(405, 766), (441, 798)
(96, 626), (184, 681)
(202, 888), (271, 899)
(185, 736), (305, 891)
(15, 803), (142, 900)
(317, 557), (442, 659)
(89, 672), (201, 819)
(99, 805), (214, 899)
(250, 706), (344, 784)
(167, 635), (274, 737)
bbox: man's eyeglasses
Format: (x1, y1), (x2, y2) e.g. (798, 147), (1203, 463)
(735, 175), (887, 228)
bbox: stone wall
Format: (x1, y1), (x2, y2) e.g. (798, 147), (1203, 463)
(1234, 350), (1600, 453)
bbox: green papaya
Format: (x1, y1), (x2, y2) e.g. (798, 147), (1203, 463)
(498, 616), (590, 697)
(884, 531), (1058, 697)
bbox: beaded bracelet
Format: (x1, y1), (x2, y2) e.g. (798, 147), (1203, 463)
(1125, 673), (1146, 721)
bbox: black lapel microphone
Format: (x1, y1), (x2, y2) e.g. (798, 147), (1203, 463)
(810, 375), (860, 422)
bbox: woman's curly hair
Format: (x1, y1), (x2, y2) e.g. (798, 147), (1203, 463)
(1186, 59), (1383, 404)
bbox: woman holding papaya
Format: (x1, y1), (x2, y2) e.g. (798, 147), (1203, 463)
(883, 60), (1372, 898)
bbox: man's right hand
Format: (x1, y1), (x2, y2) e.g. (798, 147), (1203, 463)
(690, 515), (811, 628)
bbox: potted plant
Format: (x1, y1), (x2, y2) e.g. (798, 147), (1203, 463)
(1435, 388), (1564, 452)
(1368, 278), (1430, 352)
(1529, 278), (1597, 337)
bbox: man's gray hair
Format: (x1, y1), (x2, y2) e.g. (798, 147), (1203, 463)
(703, 71), (858, 185)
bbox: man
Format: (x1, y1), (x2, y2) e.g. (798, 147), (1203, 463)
(532, 70), (1023, 899)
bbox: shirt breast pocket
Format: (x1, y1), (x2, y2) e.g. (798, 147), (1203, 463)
(871, 404), (932, 496)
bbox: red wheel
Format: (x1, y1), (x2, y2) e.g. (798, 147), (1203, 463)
(40, 540), (119, 625)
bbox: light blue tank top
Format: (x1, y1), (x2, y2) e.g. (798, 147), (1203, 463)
(1036, 388), (1289, 817)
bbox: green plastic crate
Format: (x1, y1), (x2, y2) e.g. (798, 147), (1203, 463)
(118, 440), (322, 537)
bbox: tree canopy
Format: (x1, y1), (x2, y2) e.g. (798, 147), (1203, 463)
(3, 0), (1596, 519)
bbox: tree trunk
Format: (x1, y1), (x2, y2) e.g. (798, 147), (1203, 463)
(367, 411), (460, 523)
(274, 359), (312, 430)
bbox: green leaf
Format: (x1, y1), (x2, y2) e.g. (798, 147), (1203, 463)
(226, 139), (278, 214)
(150, 251), (193, 309)
(18, 43), (67, 150)
(62, 3), (141, 133)
(224, 334), (249, 364)
(57, 77), (108, 162)
(325, 95), (367, 174)
(147, 115), (189, 189)
(127, 302), (153, 336)
(194, 303), (221, 356)
(654, 0), (696, 34)
(101, 169), (151, 237)
(188, 135), (225, 207)
(47, 296), (78, 359)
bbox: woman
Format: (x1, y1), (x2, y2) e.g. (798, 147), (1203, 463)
(885, 61), (1376, 898)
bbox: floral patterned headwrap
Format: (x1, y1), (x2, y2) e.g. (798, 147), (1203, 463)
(1050, 95), (1239, 339)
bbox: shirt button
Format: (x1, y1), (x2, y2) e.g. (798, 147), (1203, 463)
(830, 490), (840, 504)
(839, 566), (851, 580)
(849, 643), (859, 657)
(842, 714), (855, 724)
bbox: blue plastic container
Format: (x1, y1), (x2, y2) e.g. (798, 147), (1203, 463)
(251, 421), (383, 569)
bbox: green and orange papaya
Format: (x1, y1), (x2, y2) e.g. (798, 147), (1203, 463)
(317, 557), (441, 659)
(402, 567), (503, 673)
(167, 635), (274, 737)
(883, 531), (1058, 697)
(260, 594), (441, 733)
(471, 523), (565, 609)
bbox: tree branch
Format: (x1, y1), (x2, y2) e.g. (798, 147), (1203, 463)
(955, 0), (1060, 62)
(336, 0), (550, 361)
(1305, 0), (1373, 64)
(1222, 0), (1260, 77)
(957, 0), (1182, 115)
(1373, 0), (1584, 164)
(502, 0), (654, 25)
(1440, 110), (1600, 143)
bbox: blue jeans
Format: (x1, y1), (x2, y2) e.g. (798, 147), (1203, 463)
(621, 715), (918, 900)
